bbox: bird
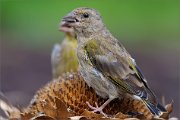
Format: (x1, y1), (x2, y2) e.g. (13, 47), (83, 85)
(60, 7), (166, 117)
(51, 24), (79, 79)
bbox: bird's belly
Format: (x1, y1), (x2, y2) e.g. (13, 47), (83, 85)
(80, 65), (119, 99)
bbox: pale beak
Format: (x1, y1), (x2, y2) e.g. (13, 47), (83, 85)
(59, 12), (78, 33)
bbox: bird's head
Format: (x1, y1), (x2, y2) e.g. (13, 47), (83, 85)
(60, 7), (105, 36)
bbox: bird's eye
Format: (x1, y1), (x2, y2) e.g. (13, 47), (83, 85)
(83, 13), (89, 18)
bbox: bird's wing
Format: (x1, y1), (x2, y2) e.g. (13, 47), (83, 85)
(84, 39), (157, 104)
(51, 43), (62, 76)
(127, 58), (157, 104)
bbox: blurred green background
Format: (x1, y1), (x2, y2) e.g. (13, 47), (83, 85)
(0, 0), (179, 117)
(1, 0), (180, 50)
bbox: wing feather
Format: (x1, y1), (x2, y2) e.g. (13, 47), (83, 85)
(84, 39), (157, 104)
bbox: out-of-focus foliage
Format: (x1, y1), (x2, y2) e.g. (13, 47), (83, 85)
(1, 0), (180, 50)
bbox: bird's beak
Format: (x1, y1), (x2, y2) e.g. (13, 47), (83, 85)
(59, 12), (78, 33)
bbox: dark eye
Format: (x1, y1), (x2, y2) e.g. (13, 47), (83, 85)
(83, 13), (89, 18)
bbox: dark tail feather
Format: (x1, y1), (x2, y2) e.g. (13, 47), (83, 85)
(157, 103), (167, 112)
(143, 99), (162, 116)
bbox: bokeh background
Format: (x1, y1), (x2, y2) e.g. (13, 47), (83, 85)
(0, 0), (180, 117)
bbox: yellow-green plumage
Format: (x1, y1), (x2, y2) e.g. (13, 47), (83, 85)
(61, 7), (165, 116)
(84, 39), (135, 95)
(51, 34), (79, 78)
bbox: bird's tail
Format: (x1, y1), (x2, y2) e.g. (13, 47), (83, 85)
(142, 99), (166, 116)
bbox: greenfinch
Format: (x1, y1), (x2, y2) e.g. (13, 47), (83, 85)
(60, 7), (166, 117)
(51, 27), (78, 78)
